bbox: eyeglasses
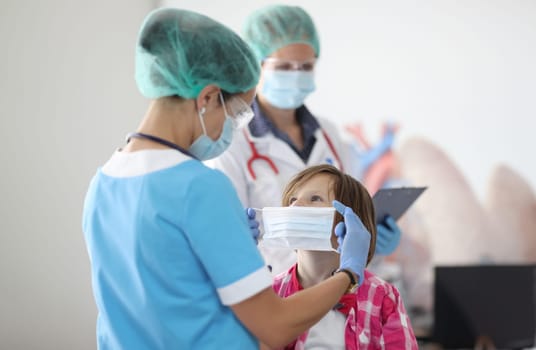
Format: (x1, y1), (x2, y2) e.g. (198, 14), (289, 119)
(262, 58), (316, 72)
(220, 93), (255, 130)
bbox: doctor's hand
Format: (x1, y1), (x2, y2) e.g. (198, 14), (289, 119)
(375, 216), (401, 256)
(245, 208), (260, 244)
(333, 200), (371, 284)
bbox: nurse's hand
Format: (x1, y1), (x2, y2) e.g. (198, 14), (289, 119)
(245, 208), (260, 243)
(375, 216), (401, 255)
(333, 200), (371, 285)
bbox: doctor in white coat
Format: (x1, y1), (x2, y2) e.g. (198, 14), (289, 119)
(209, 5), (401, 275)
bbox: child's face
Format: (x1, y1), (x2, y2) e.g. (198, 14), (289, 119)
(288, 173), (335, 208)
(287, 173), (340, 250)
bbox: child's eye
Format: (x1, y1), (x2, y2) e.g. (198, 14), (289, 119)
(288, 197), (297, 205)
(311, 195), (323, 202)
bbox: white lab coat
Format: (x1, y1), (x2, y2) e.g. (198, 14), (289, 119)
(208, 117), (353, 274)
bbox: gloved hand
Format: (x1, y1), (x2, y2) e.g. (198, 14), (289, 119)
(333, 200), (371, 284)
(245, 208), (260, 243)
(375, 215), (402, 255)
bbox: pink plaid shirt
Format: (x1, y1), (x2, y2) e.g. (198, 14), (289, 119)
(273, 265), (418, 349)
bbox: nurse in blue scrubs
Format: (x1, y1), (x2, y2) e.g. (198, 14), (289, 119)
(82, 8), (371, 350)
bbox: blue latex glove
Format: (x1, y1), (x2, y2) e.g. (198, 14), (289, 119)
(245, 208), (260, 243)
(375, 215), (402, 256)
(333, 200), (371, 284)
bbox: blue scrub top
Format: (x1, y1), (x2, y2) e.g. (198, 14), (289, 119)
(83, 150), (272, 349)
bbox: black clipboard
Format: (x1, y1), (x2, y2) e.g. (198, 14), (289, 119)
(372, 187), (427, 224)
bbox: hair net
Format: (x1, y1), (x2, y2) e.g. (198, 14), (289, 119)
(135, 8), (260, 99)
(242, 5), (320, 61)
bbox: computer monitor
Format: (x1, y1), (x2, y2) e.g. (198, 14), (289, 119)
(433, 265), (536, 349)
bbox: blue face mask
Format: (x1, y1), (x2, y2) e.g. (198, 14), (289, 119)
(261, 70), (316, 109)
(189, 95), (234, 161)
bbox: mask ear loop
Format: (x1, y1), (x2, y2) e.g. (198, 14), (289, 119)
(197, 106), (207, 135)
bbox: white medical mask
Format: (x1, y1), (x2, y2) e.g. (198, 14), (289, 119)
(261, 70), (316, 109)
(260, 206), (336, 251)
(189, 93), (235, 161)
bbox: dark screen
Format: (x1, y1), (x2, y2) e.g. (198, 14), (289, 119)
(433, 265), (536, 349)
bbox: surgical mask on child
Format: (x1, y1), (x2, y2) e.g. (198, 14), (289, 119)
(260, 206), (336, 251)
(261, 70), (316, 109)
(189, 93), (234, 160)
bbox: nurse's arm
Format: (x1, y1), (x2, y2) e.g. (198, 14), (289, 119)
(230, 272), (351, 349)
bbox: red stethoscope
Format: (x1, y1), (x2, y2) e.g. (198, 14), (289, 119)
(243, 128), (344, 180)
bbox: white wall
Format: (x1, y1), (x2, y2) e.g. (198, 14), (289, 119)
(163, 0), (536, 200)
(1, 0), (535, 348)
(0, 1), (155, 348)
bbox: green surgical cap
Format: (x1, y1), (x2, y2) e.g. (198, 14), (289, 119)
(135, 8), (260, 99)
(242, 5), (320, 61)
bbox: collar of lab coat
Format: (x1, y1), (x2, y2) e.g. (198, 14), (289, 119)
(249, 98), (320, 162)
(249, 98), (320, 139)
